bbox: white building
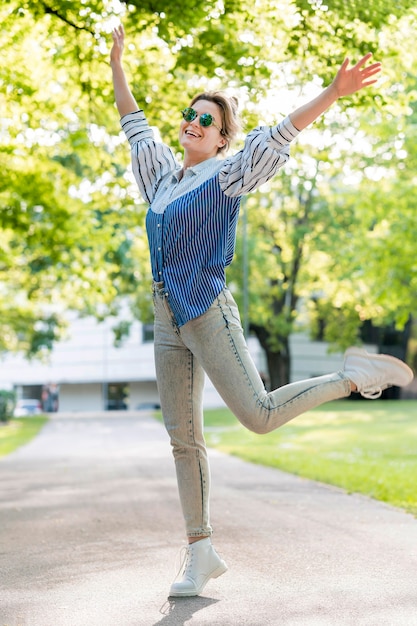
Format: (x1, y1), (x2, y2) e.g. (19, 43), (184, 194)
(0, 312), (355, 413)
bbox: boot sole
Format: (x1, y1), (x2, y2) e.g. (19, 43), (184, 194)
(344, 348), (414, 387)
(169, 561), (228, 597)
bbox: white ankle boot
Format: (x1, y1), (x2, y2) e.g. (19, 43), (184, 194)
(169, 537), (228, 597)
(344, 347), (413, 399)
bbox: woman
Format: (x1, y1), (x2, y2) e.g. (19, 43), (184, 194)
(110, 25), (413, 597)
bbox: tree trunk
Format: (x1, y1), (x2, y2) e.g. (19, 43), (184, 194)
(250, 324), (291, 390)
(266, 344), (291, 391)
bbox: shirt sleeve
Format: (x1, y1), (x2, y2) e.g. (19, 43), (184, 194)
(120, 110), (179, 205)
(218, 115), (300, 197)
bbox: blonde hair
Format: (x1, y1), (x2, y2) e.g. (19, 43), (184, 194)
(190, 91), (241, 154)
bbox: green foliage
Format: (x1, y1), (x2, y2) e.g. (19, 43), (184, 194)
(1, 0), (417, 368)
(229, 7), (417, 385)
(0, 390), (16, 422)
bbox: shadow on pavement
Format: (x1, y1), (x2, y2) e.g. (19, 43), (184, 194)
(154, 596), (220, 625)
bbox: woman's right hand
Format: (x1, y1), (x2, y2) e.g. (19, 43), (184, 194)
(110, 24), (125, 65)
(110, 23), (139, 117)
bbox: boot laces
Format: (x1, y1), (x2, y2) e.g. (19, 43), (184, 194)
(360, 387), (383, 400)
(174, 546), (194, 581)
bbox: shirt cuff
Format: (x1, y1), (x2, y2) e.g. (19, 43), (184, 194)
(120, 110), (154, 146)
(271, 115), (300, 145)
(120, 109), (144, 123)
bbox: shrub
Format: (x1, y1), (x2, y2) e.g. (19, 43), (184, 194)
(0, 390), (16, 422)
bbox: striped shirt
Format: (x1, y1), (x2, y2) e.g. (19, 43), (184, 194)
(121, 110), (299, 326)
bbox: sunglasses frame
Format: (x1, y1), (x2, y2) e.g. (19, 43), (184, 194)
(181, 107), (223, 134)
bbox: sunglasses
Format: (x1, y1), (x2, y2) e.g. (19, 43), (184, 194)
(181, 107), (223, 134)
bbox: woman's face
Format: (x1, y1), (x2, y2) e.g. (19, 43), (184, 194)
(179, 99), (226, 159)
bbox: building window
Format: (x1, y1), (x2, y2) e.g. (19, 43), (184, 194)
(105, 383), (129, 411)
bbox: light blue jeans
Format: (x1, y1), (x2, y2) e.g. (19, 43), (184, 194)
(153, 283), (351, 537)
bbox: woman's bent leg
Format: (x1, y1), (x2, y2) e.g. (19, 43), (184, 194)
(180, 288), (351, 435)
(153, 290), (212, 537)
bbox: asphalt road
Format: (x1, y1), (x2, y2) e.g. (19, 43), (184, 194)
(1, 411), (417, 626)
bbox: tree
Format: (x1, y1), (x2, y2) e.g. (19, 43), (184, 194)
(228, 6), (417, 389)
(1, 0), (294, 355)
(1, 0), (416, 369)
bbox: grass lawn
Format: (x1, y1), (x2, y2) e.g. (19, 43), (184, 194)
(0, 416), (49, 458)
(202, 400), (417, 517)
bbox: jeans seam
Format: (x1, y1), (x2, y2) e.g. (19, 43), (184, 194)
(216, 292), (263, 406)
(266, 376), (343, 410)
(187, 350), (208, 534)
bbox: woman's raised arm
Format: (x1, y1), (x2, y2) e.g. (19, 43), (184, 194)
(289, 53), (381, 132)
(110, 25), (139, 117)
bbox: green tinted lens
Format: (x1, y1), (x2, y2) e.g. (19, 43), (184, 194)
(181, 108), (220, 130)
(181, 107), (197, 122)
(199, 113), (214, 127)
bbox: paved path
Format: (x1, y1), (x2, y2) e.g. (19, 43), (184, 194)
(1, 412), (417, 626)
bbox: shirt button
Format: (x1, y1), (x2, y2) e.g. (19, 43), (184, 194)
(158, 247), (161, 251)
(157, 223), (161, 228)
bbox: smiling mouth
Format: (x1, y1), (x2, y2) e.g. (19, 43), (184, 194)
(185, 129), (201, 138)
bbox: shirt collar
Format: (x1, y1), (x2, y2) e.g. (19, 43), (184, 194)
(172, 156), (221, 182)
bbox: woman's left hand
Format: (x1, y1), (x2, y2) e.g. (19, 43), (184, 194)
(331, 53), (382, 98)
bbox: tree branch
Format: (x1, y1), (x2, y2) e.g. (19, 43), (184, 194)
(40, 1), (95, 35)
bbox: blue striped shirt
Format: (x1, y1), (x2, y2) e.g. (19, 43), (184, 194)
(121, 110), (299, 326)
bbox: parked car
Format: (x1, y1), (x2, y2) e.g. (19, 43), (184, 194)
(14, 399), (43, 417)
